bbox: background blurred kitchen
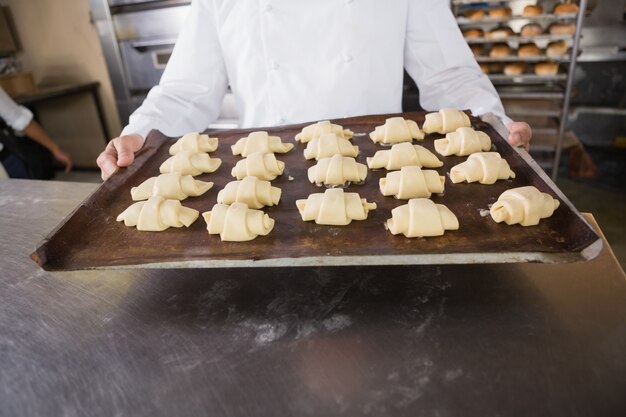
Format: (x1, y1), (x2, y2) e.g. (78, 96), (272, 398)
(0, 0), (624, 264)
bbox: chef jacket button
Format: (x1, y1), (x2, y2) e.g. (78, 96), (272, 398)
(264, 4), (273, 12)
(343, 54), (353, 63)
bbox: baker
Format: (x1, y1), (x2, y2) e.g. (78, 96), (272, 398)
(97, 0), (531, 180)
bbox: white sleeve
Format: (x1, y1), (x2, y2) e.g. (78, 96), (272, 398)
(0, 87), (33, 131)
(121, 0), (229, 139)
(404, 0), (512, 126)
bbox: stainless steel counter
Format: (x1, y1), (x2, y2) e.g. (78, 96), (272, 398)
(1, 179), (625, 417)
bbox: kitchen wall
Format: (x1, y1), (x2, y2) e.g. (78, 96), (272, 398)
(1, 0), (121, 167)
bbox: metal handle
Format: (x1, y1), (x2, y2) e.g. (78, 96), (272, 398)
(130, 38), (176, 49)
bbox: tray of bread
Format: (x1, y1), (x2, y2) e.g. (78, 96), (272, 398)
(31, 110), (602, 270)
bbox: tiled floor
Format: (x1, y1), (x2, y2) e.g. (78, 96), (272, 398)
(53, 167), (626, 270)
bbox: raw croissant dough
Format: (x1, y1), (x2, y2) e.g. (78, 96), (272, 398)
(450, 152), (515, 184)
(387, 198), (459, 237)
(295, 120), (353, 143)
(231, 151), (285, 180)
(308, 154), (368, 186)
(231, 131), (294, 156)
(169, 132), (218, 155)
(434, 127), (491, 156)
(380, 166), (445, 199)
(203, 202), (275, 241)
(296, 188), (377, 225)
(160, 151), (222, 176)
(117, 196), (199, 231)
(490, 186), (560, 226)
(369, 117), (424, 144)
(303, 133), (359, 160)
(422, 108), (471, 134)
(366, 142), (443, 170)
(131, 172), (213, 201)
(217, 176), (281, 209)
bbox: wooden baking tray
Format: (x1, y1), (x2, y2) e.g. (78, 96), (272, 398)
(32, 112), (602, 270)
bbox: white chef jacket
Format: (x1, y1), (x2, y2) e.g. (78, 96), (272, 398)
(0, 87), (33, 152)
(122, 0), (511, 138)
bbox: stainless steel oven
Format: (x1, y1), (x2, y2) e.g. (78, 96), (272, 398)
(90, 0), (238, 131)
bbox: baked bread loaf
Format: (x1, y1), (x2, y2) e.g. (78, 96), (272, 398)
(549, 23), (576, 35)
(463, 28), (484, 38)
(553, 2), (579, 14)
(487, 27), (514, 39)
(479, 63), (491, 74)
(523, 5), (544, 16)
(465, 9), (485, 19)
(489, 7), (512, 18)
(490, 186), (560, 226)
(504, 62), (527, 75)
(535, 61), (559, 75)
(518, 43), (542, 57)
(547, 41), (569, 57)
(521, 23), (543, 37)
(386, 198), (459, 238)
(489, 43), (512, 58)
(470, 44), (484, 57)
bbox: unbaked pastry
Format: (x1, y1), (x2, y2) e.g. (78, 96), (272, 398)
(295, 120), (353, 143)
(169, 132), (218, 155)
(217, 176), (281, 209)
(296, 188), (376, 226)
(434, 127), (491, 157)
(308, 154), (368, 186)
(231, 131), (294, 156)
(131, 172), (213, 201)
(367, 142), (443, 170)
(379, 166), (445, 199)
(231, 151), (285, 180)
(450, 152), (515, 184)
(369, 117), (424, 144)
(117, 196), (199, 231)
(203, 202), (275, 241)
(303, 133), (359, 160)
(422, 108), (471, 134)
(160, 151), (222, 176)
(490, 186), (560, 226)
(386, 198), (459, 238)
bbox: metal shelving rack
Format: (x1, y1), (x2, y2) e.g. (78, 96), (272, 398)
(451, 0), (588, 179)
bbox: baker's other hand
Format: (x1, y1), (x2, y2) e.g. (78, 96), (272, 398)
(52, 147), (73, 173)
(506, 121), (531, 152)
(97, 134), (144, 180)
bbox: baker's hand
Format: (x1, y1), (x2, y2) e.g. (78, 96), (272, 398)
(506, 121), (531, 152)
(97, 134), (144, 180)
